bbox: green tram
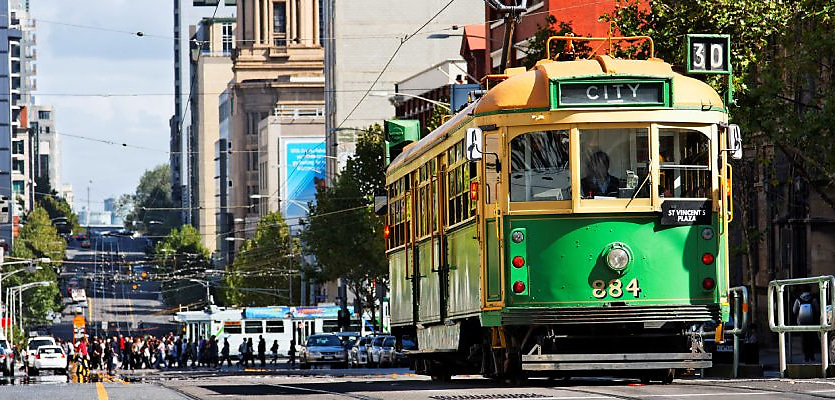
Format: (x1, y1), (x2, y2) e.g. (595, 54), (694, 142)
(385, 36), (742, 382)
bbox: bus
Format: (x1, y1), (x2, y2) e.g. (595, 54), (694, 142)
(175, 305), (358, 358)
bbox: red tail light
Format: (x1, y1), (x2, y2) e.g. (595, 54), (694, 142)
(702, 278), (716, 290)
(35, 354), (40, 359)
(470, 182), (479, 201)
(383, 225), (390, 239)
(702, 253), (714, 265)
(513, 281), (526, 293)
(512, 256), (525, 268)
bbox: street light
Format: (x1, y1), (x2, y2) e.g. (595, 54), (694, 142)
(224, 237), (245, 242)
(186, 278), (213, 305)
(6, 281), (50, 340)
(1, 254), (49, 338)
(370, 91), (451, 111)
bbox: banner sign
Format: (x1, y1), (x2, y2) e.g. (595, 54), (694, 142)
(283, 141), (326, 222)
(553, 79), (669, 108)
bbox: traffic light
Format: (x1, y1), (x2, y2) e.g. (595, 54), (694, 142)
(337, 308), (350, 330)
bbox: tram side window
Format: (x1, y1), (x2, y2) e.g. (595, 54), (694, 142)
(245, 320), (263, 334)
(447, 140), (476, 226)
(265, 321), (284, 333)
(510, 130), (570, 202)
(658, 128), (710, 198)
(387, 177), (410, 248)
(579, 128), (650, 199)
(224, 321), (242, 334)
(415, 160), (436, 239)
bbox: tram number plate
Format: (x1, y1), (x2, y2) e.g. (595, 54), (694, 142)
(591, 278), (641, 299)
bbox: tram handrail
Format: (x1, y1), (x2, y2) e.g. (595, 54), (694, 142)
(545, 35), (655, 61)
(767, 275), (835, 377)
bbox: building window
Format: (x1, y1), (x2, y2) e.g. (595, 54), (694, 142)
(11, 140), (24, 155)
(12, 181), (23, 196)
(222, 23), (233, 55)
(12, 159), (24, 174)
(38, 111), (50, 120)
(273, 1), (287, 46)
(318, 0), (324, 46)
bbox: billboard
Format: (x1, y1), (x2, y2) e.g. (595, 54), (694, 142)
(282, 140), (326, 223)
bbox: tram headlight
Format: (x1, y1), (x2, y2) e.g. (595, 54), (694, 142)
(603, 242), (632, 273)
(511, 230), (525, 243)
(701, 227), (715, 241)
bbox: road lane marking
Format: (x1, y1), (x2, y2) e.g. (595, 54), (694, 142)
(269, 383), (381, 400)
(96, 382), (109, 400)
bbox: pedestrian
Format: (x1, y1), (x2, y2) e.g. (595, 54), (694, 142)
(793, 285), (821, 362)
(209, 335), (219, 368)
(246, 338), (254, 368)
(258, 335), (266, 367)
(270, 340), (279, 365)
(288, 339), (296, 367)
(104, 338), (114, 375)
(221, 338), (232, 367)
(237, 340), (247, 367)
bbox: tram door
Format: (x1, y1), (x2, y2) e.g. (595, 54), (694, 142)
(481, 131), (504, 307)
(294, 320), (315, 346)
(433, 157), (448, 321)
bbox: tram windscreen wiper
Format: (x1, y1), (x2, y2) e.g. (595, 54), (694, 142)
(626, 157), (652, 208)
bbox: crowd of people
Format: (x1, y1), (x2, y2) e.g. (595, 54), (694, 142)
(63, 332), (285, 373)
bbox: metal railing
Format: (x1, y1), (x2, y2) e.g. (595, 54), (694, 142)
(768, 275), (835, 378)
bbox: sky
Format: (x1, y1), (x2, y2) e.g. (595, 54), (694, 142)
(29, 0), (234, 212)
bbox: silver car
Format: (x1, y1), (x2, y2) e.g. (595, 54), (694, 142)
(350, 336), (374, 367)
(300, 334), (348, 369)
(369, 335), (396, 367)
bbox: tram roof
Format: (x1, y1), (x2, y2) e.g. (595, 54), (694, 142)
(387, 55), (724, 177)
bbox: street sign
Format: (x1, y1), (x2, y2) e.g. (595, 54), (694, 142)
(686, 34), (731, 74)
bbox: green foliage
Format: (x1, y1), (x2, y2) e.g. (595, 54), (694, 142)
(522, 15), (587, 68)
(302, 126), (387, 321)
(603, 0), (835, 210)
(155, 225), (211, 307)
(425, 104), (450, 136)
(223, 212), (298, 306)
(6, 207), (64, 325)
(123, 164), (180, 235)
(38, 195), (80, 234)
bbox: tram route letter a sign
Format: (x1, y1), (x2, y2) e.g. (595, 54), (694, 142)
(661, 200), (712, 226)
(686, 34), (731, 74)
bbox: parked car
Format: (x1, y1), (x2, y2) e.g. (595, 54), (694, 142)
(369, 335), (397, 367)
(80, 239), (91, 248)
(350, 336), (374, 368)
(25, 336), (56, 374)
(396, 336), (417, 367)
(299, 334), (348, 369)
(0, 335), (15, 377)
(335, 332), (360, 350)
(31, 345), (68, 376)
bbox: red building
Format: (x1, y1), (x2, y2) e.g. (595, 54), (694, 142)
(462, 0), (628, 78)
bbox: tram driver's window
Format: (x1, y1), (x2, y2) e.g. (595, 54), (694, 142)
(510, 130), (570, 202)
(658, 128), (710, 198)
(579, 128), (649, 199)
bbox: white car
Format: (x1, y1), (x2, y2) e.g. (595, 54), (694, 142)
(32, 346), (68, 375)
(26, 336), (57, 373)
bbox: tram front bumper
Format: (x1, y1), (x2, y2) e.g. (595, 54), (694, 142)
(521, 352), (712, 371)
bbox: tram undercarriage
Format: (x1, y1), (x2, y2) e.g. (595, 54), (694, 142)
(403, 317), (714, 383)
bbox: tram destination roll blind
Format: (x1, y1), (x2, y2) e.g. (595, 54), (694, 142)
(553, 79), (669, 108)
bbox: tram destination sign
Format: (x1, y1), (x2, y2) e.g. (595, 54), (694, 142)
(552, 79), (670, 108)
(661, 200), (712, 226)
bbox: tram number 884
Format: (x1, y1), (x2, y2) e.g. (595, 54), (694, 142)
(591, 278), (641, 299)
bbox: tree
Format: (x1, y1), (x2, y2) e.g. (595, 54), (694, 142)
(123, 164), (180, 235)
(38, 195), (80, 234)
(425, 104), (450, 137)
(155, 225), (211, 307)
(303, 127), (387, 329)
(6, 207), (64, 325)
(223, 212), (299, 306)
(522, 15), (587, 69)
